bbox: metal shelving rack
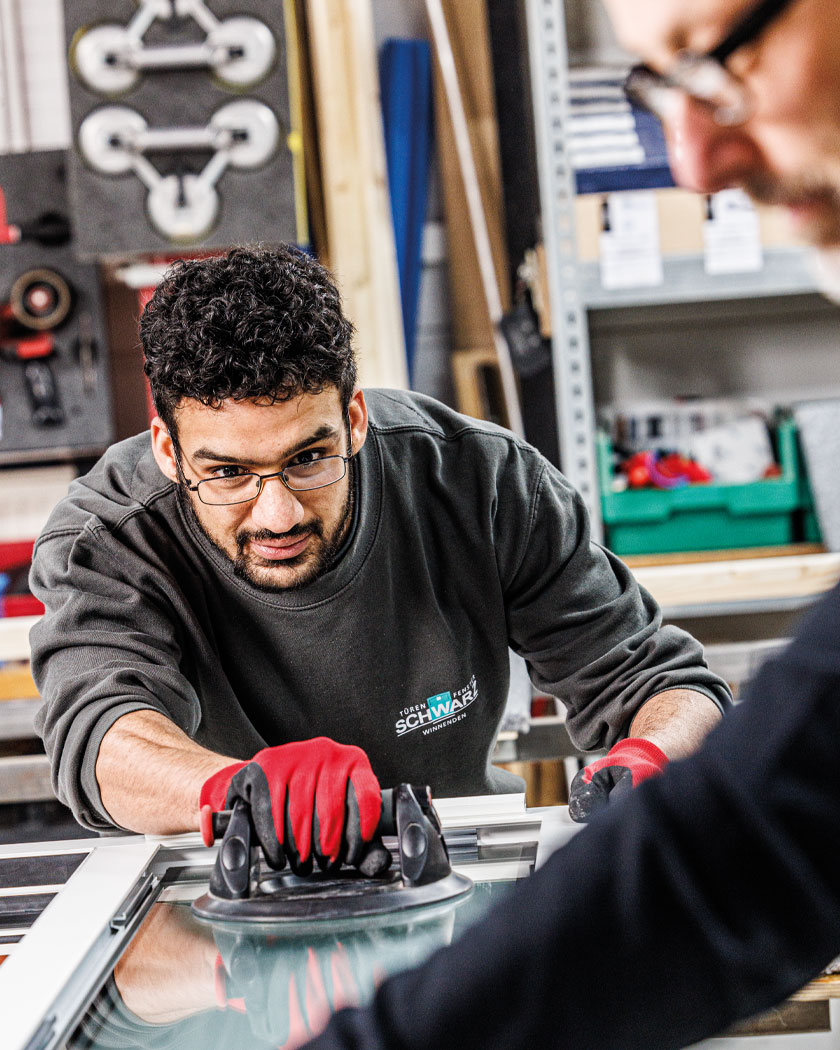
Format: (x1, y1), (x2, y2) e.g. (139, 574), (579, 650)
(525, 0), (603, 537)
(578, 251), (817, 309)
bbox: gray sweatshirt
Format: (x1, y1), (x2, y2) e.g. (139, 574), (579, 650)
(30, 389), (731, 830)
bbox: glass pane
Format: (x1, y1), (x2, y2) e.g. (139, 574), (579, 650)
(67, 860), (525, 1050)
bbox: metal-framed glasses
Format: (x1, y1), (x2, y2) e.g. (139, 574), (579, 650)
(177, 428), (354, 507)
(623, 0), (796, 127)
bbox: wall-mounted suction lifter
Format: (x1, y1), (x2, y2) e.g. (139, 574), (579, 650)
(71, 0), (276, 94)
(78, 100), (280, 242)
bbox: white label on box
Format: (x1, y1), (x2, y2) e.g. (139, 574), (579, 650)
(703, 189), (763, 275)
(687, 417), (774, 483)
(599, 191), (664, 290)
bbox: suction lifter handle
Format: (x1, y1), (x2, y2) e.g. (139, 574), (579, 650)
(200, 784), (434, 847)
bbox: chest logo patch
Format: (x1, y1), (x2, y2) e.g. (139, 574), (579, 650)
(395, 675), (478, 737)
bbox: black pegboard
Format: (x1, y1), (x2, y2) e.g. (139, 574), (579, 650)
(0, 151), (113, 464)
(63, 0), (303, 257)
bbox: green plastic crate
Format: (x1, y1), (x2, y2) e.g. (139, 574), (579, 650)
(598, 418), (802, 555)
(798, 459), (823, 544)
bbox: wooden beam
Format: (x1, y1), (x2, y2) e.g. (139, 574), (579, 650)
(631, 553), (840, 610)
(305, 0), (408, 390)
(290, 0), (327, 258)
(426, 0), (523, 435)
(623, 543), (826, 568)
(451, 347), (506, 425)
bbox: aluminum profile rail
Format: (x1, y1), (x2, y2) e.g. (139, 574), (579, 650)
(525, 0), (602, 538)
(0, 839), (161, 1050)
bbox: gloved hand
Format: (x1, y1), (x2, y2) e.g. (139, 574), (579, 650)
(568, 737), (668, 823)
(199, 737), (391, 876)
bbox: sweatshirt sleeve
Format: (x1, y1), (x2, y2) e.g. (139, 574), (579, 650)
(29, 523), (204, 830)
(302, 582), (840, 1050)
(501, 457), (732, 749)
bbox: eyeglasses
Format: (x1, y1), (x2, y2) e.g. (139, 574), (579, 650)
(176, 418), (354, 506)
(182, 453), (354, 506)
(623, 0), (797, 127)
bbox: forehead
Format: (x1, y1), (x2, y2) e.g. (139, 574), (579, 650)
(173, 387), (343, 446)
(603, 0), (756, 63)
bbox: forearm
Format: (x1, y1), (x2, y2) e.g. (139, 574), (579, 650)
(96, 709), (237, 834)
(629, 687), (722, 759)
(114, 903), (217, 1023)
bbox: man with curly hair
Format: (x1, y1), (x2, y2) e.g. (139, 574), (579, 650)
(29, 244), (729, 872)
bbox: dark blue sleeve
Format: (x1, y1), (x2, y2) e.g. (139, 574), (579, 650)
(303, 583), (840, 1050)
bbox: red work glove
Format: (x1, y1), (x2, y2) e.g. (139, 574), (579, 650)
(199, 737), (390, 876)
(568, 738), (668, 823)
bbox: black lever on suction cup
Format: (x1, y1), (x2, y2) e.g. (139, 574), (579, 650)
(203, 784), (452, 901)
(390, 782), (452, 888)
(208, 797), (254, 901)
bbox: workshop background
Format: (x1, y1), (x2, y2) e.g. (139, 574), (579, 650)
(2, 0), (840, 842)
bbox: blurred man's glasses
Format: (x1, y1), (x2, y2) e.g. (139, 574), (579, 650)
(623, 0), (796, 127)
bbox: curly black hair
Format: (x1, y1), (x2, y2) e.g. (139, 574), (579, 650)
(140, 245), (356, 436)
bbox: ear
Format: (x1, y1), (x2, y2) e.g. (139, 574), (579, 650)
(347, 388), (369, 455)
(150, 416), (180, 483)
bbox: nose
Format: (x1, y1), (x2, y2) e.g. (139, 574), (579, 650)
(248, 475), (305, 532)
(663, 94), (765, 194)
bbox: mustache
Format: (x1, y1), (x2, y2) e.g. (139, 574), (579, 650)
(235, 522), (323, 554)
(742, 173), (840, 211)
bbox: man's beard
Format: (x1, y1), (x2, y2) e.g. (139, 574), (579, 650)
(739, 173), (840, 301)
(810, 247), (840, 304)
(184, 471), (355, 592)
(742, 173), (840, 246)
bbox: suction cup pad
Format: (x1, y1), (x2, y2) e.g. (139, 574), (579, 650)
(211, 100), (280, 169)
(147, 175), (219, 242)
(71, 24), (140, 95)
(209, 17), (277, 87)
(79, 107), (147, 174)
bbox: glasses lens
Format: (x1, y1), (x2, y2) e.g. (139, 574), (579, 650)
(283, 456), (347, 491)
(624, 65), (681, 122)
(624, 56), (751, 127)
(672, 52), (751, 126)
(197, 473), (261, 506)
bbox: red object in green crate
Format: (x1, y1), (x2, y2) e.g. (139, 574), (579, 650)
(622, 450), (713, 490)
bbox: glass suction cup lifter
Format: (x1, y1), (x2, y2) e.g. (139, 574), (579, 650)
(197, 783), (472, 911)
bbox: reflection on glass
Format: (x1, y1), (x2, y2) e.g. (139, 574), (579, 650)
(69, 881), (513, 1050)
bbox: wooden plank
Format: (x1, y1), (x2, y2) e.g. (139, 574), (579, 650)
(623, 543), (827, 568)
(287, 0), (322, 252)
(631, 553), (840, 610)
(729, 999), (830, 1035)
(431, 0), (509, 339)
(451, 347), (505, 424)
(426, 0), (523, 436)
(791, 974), (840, 1002)
(292, 0), (328, 261)
(305, 0), (408, 390)
(0, 666), (37, 701)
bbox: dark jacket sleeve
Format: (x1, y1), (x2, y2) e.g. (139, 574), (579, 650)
(303, 582), (840, 1050)
(501, 459), (732, 749)
(29, 526), (203, 831)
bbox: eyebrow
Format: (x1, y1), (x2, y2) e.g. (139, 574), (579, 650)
(190, 423), (341, 468)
